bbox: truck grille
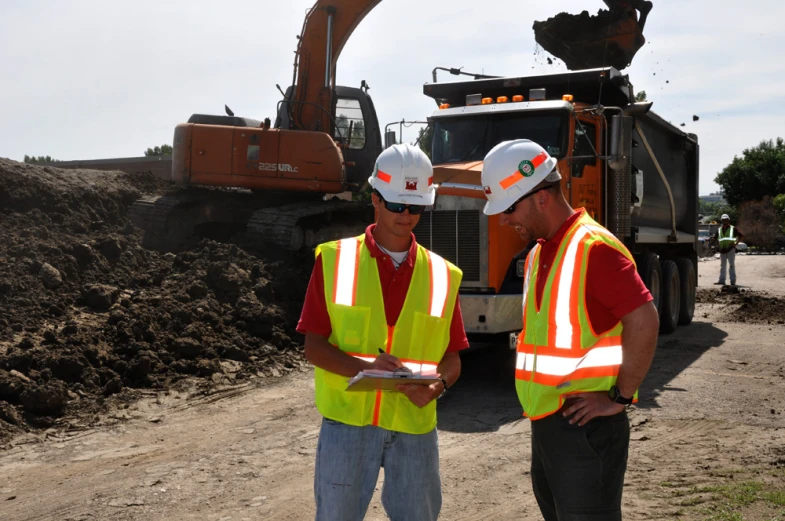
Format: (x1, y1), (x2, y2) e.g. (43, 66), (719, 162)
(413, 210), (481, 282)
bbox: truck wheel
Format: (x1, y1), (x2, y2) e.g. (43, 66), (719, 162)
(637, 253), (662, 316)
(659, 260), (681, 334)
(676, 257), (695, 325)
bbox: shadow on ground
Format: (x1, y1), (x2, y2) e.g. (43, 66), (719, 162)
(637, 321), (728, 409)
(437, 343), (522, 434)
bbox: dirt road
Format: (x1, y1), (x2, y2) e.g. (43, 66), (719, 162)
(2, 255), (785, 521)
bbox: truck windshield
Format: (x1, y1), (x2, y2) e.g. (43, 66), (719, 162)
(432, 112), (569, 164)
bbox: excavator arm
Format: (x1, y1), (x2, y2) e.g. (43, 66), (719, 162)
(289, 0), (383, 133)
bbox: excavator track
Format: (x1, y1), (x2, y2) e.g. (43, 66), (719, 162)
(246, 199), (373, 251)
(129, 190), (373, 253)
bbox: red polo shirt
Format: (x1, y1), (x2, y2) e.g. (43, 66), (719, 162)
(297, 225), (470, 353)
(534, 209), (653, 334)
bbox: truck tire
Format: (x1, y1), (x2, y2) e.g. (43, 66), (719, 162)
(676, 257), (695, 325)
(637, 253), (662, 316)
(659, 260), (681, 334)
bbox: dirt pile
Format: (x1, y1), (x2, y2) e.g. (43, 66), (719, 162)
(0, 158), (312, 440)
(696, 287), (785, 324)
(533, 8), (646, 70)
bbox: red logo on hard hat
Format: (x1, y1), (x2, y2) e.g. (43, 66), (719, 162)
(484, 186), (492, 195)
(405, 180), (418, 191)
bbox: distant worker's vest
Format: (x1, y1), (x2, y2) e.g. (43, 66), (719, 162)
(315, 235), (462, 434)
(718, 226), (736, 249)
(516, 212), (637, 420)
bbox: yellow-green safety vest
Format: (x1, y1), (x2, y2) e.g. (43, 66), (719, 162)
(315, 234), (462, 434)
(718, 226), (736, 247)
(516, 212), (638, 420)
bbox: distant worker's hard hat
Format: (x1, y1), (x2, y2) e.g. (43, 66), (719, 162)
(480, 139), (560, 216)
(721, 214), (730, 220)
(368, 143), (436, 205)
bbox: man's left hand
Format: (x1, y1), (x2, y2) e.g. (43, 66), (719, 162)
(562, 392), (625, 426)
(396, 383), (441, 408)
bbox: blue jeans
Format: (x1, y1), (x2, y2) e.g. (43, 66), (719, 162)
(314, 417), (441, 521)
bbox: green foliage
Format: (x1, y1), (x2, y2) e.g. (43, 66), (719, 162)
(774, 193), (785, 229)
(23, 155), (59, 163)
(144, 144), (173, 156)
(635, 90), (647, 102)
(699, 200), (737, 223)
(415, 126), (433, 160)
(715, 138), (785, 207)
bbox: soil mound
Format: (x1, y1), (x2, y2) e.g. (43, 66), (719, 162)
(696, 287), (785, 325)
(0, 159), (312, 441)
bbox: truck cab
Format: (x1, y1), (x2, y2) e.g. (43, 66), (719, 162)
(413, 68), (700, 339)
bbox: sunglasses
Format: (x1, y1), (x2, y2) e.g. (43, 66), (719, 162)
(502, 185), (552, 215)
(376, 194), (425, 215)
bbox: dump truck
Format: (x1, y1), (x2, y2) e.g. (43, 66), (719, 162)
(410, 67), (699, 337)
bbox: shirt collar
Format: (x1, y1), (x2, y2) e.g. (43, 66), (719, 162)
(538, 208), (584, 248)
(364, 224), (418, 269)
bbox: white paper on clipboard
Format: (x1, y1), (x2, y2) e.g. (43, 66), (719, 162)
(345, 369), (441, 392)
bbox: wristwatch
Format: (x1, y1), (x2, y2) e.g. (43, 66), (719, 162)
(437, 378), (449, 399)
(608, 385), (633, 406)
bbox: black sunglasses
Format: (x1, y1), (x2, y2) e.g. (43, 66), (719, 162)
(376, 193), (425, 215)
(502, 185), (552, 215)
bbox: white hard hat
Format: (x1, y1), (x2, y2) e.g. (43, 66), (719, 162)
(368, 144), (436, 205)
(721, 213), (730, 220)
(481, 139), (560, 216)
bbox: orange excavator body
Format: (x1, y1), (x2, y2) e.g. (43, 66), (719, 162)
(172, 0), (384, 196)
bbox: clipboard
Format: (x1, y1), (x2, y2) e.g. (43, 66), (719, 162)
(345, 369), (441, 392)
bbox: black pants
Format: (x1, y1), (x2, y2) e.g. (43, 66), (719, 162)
(530, 409), (630, 521)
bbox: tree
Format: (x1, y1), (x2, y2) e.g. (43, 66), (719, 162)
(699, 200), (737, 223)
(774, 193), (785, 231)
(23, 155), (59, 163)
(635, 90), (647, 102)
(738, 196), (781, 251)
(715, 138), (785, 207)
(415, 126), (433, 159)
(144, 144), (173, 156)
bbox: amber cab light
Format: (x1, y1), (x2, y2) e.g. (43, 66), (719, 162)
(512, 95), (524, 102)
(439, 103), (451, 109)
(497, 96), (509, 103)
(481, 97), (493, 105)
(563, 94), (574, 102)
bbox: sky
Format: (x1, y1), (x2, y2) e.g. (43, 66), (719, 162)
(1, 0), (784, 195)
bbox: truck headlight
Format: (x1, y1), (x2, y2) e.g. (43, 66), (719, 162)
(516, 259), (526, 278)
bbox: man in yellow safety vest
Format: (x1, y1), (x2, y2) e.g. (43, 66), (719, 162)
(297, 143), (469, 521)
(481, 139), (660, 520)
(712, 213), (743, 286)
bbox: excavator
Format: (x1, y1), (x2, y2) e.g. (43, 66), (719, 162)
(129, 0), (652, 252)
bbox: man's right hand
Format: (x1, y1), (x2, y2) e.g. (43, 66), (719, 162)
(370, 353), (403, 372)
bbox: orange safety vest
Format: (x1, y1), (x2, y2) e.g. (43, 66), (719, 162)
(315, 234), (462, 434)
(516, 212), (638, 420)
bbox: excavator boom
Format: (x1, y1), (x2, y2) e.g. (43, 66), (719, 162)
(290, 0), (383, 133)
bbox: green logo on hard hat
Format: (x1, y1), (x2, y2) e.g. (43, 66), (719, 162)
(518, 160), (535, 177)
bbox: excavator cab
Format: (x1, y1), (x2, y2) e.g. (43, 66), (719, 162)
(276, 85), (382, 192)
(533, 0), (653, 71)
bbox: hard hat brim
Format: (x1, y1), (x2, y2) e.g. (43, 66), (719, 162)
(483, 198), (512, 216)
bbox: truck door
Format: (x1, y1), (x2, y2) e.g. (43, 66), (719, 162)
(569, 116), (603, 222)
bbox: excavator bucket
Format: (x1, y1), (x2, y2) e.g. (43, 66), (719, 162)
(533, 4), (647, 71)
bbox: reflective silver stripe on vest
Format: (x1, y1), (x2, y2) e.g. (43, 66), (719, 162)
(515, 345), (622, 376)
(335, 238), (359, 305)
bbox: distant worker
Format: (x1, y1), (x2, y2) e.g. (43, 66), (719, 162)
(713, 213), (743, 286)
(481, 139), (660, 521)
(297, 143), (469, 521)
